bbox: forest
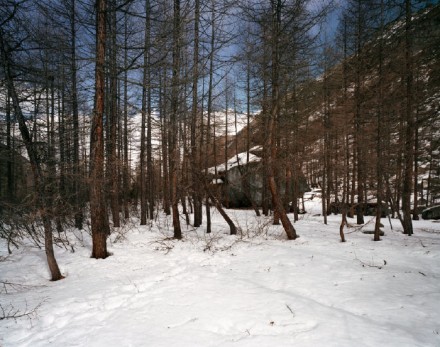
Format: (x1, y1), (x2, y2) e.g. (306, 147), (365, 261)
(1, 0), (439, 270)
(0, 0), (440, 274)
(1, 0), (440, 345)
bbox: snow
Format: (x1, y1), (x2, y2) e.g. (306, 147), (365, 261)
(124, 110), (253, 169)
(422, 205), (440, 212)
(213, 110), (253, 137)
(208, 151), (261, 174)
(1, 200), (440, 347)
(303, 188), (322, 200)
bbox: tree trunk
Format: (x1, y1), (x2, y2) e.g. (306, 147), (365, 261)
(266, 0), (297, 240)
(43, 215), (64, 280)
(200, 175), (237, 235)
(146, 0), (154, 221)
(339, 204), (347, 243)
(140, 0), (150, 225)
(412, 108), (419, 220)
(171, 0), (182, 239)
(402, 0), (414, 235)
(0, 29), (63, 280)
(6, 87), (13, 202)
(90, 0), (109, 258)
(109, 0), (120, 227)
(191, 0), (202, 227)
(123, 11), (130, 220)
(261, 58), (270, 217)
(159, 69), (171, 215)
(70, 0), (84, 230)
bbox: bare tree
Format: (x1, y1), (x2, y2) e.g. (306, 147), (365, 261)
(0, 11), (64, 279)
(89, 0), (110, 258)
(265, 0), (298, 240)
(107, 0), (121, 228)
(401, 0), (414, 235)
(171, 0), (182, 239)
(191, 0), (203, 227)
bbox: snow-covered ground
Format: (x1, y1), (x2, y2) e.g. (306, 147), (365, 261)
(1, 200), (440, 347)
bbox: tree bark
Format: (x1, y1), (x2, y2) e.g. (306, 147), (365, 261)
(355, 0), (365, 225)
(90, 0), (109, 258)
(339, 204), (347, 243)
(6, 87), (13, 202)
(123, 11), (130, 220)
(374, 0), (385, 242)
(191, 0), (202, 227)
(266, 0), (297, 240)
(109, 0), (120, 227)
(171, 0), (182, 239)
(69, 0), (83, 230)
(402, 0), (414, 236)
(159, 69), (171, 216)
(0, 29), (63, 280)
(200, 174), (237, 235)
(146, 0), (154, 221)
(140, 0), (150, 225)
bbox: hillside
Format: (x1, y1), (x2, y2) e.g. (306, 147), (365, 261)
(218, 4), (440, 210)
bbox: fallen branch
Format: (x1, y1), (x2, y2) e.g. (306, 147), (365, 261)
(346, 218), (375, 234)
(1, 281), (38, 294)
(286, 304), (295, 318)
(354, 252), (387, 269)
(0, 300), (45, 323)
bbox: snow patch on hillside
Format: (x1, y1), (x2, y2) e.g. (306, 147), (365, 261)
(208, 151), (261, 174)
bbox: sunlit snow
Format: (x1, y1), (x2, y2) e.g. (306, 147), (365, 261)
(1, 199), (440, 346)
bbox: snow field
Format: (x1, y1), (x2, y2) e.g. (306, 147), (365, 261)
(1, 204), (440, 347)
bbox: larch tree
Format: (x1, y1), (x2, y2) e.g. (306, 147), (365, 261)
(401, 0), (414, 236)
(139, 0), (150, 226)
(90, 0), (110, 258)
(0, 2), (64, 280)
(108, 0), (121, 228)
(265, 0), (298, 240)
(191, 0), (203, 228)
(171, 0), (182, 239)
